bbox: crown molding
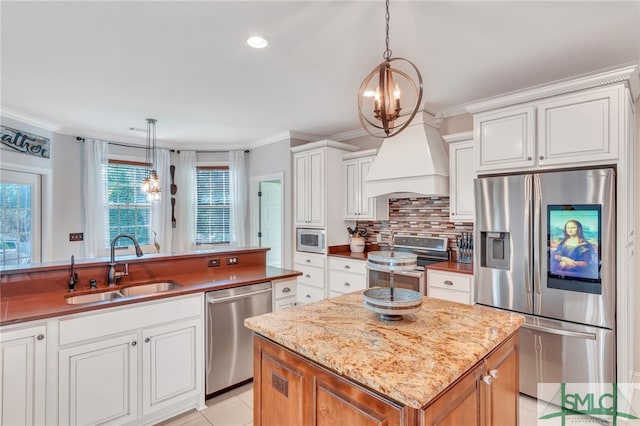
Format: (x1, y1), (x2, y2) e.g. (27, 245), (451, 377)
(465, 64), (639, 114)
(0, 106), (62, 132)
(441, 131), (473, 144)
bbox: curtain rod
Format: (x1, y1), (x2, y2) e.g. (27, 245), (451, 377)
(77, 137), (249, 154)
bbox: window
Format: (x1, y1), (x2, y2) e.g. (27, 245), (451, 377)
(107, 161), (151, 247)
(196, 167), (230, 245)
(0, 169), (41, 265)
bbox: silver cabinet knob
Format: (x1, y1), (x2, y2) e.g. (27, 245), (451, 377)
(489, 369), (499, 379)
(344, 282), (351, 287)
(482, 375), (493, 385)
(444, 280), (454, 286)
(305, 274), (311, 278)
(145, 337), (150, 343)
(37, 334), (45, 341)
(344, 265), (351, 269)
(527, 156), (532, 161)
(131, 341), (137, 347)
(282, 287), (291, 293)
(306, 294), (311, 298)
(306, 259), (311, 263)
(539, 155), (544, 160)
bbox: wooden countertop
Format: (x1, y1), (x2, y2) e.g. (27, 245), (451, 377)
(426, 260), (474, 275)
(245, 291), (524, 409)
(1, 265), (301, 326)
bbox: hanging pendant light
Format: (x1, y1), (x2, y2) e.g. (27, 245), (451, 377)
(141, 118), (161, 201)
(357, 0), (423, 138)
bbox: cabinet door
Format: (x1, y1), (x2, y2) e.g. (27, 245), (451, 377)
(293, 153), (309, 226)
(422, 363), (483, 426)
(483, 333), (519, 426)
(537, 86), (621, 166)
(357, 158), (376, 219)
(0, 325), (46, 426)
(296, 283), (325, 305)
(307, 150), (325, 226)
(449, 140), (475, 222)
(59, 332), (138, 426)
(474, 105), (536, 172)
(344, 159), (359, 219)
(141, 318), (201, 416)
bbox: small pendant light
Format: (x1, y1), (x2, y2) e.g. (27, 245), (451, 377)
(141, 118), (161, 201)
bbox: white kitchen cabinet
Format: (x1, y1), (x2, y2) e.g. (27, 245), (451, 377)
(0, 323), (47, 426)
(57, 294), (204, 425)
(443, 132), (474, 222)
(58, 332), (139, 426)
(471, 84), (624, 173)
(473, 105), (536, 172)
(426, 269), (472, 305)
(273, 278), (297, 311)
(294, 252), (326, 303)
(343, 150), (389, 221)
(328, 257), (367, 296)
(293, 149), (325, 227)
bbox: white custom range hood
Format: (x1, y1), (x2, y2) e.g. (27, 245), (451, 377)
(364, 112), (449, 198)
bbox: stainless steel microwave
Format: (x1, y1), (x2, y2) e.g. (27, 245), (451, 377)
(296, 228), (326, 254)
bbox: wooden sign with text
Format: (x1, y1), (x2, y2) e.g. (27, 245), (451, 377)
(0, 125), (50, 159)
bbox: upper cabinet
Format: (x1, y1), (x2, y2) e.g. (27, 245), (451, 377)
(293, 149), (325, 227)
(442, 132), (474, 222)
(469, 81), (626, 174)
(343, 149), (389, 221)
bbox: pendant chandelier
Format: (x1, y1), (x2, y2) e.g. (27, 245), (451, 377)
(357, 0), (423, 138)
(141, 118), (161, 201)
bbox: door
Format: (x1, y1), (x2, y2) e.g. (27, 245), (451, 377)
(535, 168), (616, 328)
(58, 333), (138, 426)
(259, 179), (282, 267)
(0, 169), (42, 265)
(141, 318), (200, 416)
(519, 316), (615, 401)
(474, 174), (532, 314)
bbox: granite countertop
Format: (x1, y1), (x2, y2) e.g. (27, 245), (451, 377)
(327, 243), (380, 260)
(1, 265), (301, 326)
(245, 291), (524, 409)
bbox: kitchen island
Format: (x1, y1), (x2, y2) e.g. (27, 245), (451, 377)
(245, 291), (525, 426)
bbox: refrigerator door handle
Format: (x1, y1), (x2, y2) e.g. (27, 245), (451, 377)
(524, 174), (532, 296)
(522, 323), (597, 340)
(532, 174), (542, 297)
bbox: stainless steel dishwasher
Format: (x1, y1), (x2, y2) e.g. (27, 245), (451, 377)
(206, 281), (272, 395)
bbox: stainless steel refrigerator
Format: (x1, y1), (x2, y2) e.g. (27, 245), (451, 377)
(474, 168), (616, 400)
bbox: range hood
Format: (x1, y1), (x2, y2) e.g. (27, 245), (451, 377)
(364, 111), (449, 198)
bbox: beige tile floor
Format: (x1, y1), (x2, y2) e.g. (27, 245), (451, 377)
(159, 383), (543, 426)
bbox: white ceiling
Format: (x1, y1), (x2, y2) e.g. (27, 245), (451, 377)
(1, 1), (638, 150)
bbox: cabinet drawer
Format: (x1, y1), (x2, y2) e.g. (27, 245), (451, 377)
(427, 270), (472, 292)
(328, 257), (366, 274)
(428, 287), (472, 305)
(274, 296), (297, 311)
(273, 279), (297, 300)
(296, 284), (325, 305)
(296, 264), (325, 288)
(329, 270), (366, 294)
(59, 294), (202, 346)
(295, 252), (325, 268)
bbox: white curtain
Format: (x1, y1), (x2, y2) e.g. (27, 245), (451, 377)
(172, 150), (197, 252)
(229, 150), (248, 247)
(82, 138), (108, 258)
(151, 148), (172, 253)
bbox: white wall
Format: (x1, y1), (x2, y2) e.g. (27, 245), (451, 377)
(247, 139), (293, 269)
(1, 116), (83, 262)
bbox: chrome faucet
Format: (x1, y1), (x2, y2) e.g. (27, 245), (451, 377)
(68, 254), (78, 292)
(108, 234), (143, 287)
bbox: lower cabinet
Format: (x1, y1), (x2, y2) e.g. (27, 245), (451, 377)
(328, 257), (367, 297)
(57, 294), (204, 425)
(0, 323), (47, 426)
(254, 332), (518, 426)
(426, 269), (472, 305)
(273, 278), (297, 311)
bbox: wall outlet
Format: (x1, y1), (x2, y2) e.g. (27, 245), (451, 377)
(376, 233), (382, 243)
(227, 256), (238, 265)
(208, 258), (220, 267)
(69, 232), (84, 242)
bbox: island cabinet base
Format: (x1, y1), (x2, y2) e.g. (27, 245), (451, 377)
(253, 333), (519, 426)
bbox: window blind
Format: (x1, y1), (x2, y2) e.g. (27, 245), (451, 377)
(196, 167), (230, 244)
(107, 162), (151, 246)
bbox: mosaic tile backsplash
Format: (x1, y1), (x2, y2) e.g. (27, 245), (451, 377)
(355, 197), (473, 253)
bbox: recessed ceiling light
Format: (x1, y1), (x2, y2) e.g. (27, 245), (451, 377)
(247, 36), (268, 49)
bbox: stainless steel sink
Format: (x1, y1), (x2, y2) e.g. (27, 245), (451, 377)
(119, 281), (182, 296)
(66, 291), (123, 304)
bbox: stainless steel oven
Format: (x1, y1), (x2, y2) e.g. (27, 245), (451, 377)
(366, 235), (449, 295)
(296, 228), (326, 254)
